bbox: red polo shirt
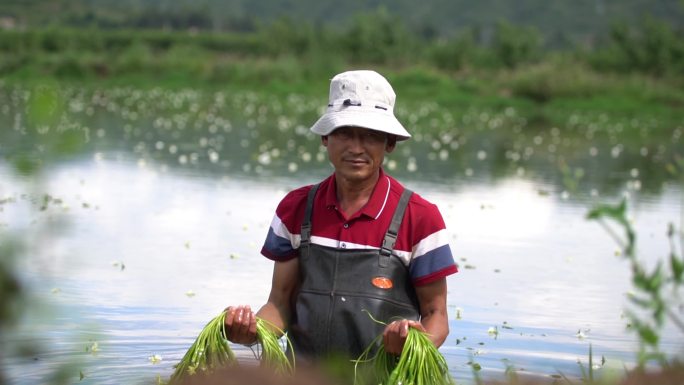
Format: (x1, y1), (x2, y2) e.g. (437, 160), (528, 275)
(261, 169), (458, 286)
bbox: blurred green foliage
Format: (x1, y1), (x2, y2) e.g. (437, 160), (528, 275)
(342, 7), (416, 66)
(2, 82), (88, 175)
(587, 198), (684, 366)
(0, 239), (22, 328)
(0, 7), (682, 84)
(0, 15), (682, 137)
(492, 21), (542, 69)
(1, 0), (682, 45)
(588, 18), (684, 77)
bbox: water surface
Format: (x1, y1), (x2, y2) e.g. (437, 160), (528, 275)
(0, 84), (682, 384)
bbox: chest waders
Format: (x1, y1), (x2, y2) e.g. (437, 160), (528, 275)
(290, 184), (420, 358)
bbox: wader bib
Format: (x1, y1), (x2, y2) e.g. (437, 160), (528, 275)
(290, 183), (420, 358)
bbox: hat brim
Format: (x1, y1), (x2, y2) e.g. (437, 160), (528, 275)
(310, 110), (411, 141)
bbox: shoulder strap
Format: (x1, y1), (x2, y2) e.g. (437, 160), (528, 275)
(379, 187), (413, 266)
(300, 183), (320, 247)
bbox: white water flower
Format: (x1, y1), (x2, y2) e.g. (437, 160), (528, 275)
(288, 162), (298, 173)
(149, 354), (163, 364)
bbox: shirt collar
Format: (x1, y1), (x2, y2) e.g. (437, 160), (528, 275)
(323, 168), (391, 220)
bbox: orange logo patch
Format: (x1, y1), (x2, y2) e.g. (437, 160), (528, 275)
(371, 277), (393, 289)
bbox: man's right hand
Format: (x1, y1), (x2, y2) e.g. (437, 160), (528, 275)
(224, 305), (257, 345)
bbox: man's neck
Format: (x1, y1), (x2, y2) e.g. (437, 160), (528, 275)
(335, 171), (380, 217)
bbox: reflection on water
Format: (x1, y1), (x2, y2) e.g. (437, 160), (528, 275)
(0, 83), (683, 384)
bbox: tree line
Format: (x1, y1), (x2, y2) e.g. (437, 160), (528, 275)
(1, 8), (682, 81)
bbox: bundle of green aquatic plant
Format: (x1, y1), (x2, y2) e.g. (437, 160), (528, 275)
(254, 317), (295, 376)
(169, 312), (236, 383)
(354, 326), (454, 385)
(169, 313), (294, 383)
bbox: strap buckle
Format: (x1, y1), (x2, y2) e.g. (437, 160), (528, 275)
(300, 224), (311, 246)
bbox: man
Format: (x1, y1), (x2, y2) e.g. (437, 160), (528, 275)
(224, 70), (457, 359)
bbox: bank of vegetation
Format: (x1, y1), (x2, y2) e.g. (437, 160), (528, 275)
(1, 7), (683, 128)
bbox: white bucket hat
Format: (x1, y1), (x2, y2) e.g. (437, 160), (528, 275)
(310, 70), (411, 141)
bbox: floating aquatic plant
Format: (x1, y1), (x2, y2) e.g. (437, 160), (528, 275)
(149, 354), (163, 364)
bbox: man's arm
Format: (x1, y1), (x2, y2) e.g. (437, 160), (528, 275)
(255, 258), (300, 332)
(415, 277), (449, 346)
(224, 258), (300, 343)
(382, 277), (449, 354)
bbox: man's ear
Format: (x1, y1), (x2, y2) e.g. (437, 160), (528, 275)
(321, 135), (328, 146)
(385, 135), (397, 153)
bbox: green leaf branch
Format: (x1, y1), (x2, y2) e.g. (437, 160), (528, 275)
(587, 198), (684, 366)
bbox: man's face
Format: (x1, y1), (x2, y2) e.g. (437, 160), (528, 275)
(322, 126), (396, 184)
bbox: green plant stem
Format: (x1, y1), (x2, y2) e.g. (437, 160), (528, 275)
(170, 312), (236, 383)
(598, 219), (629, 255)
(255, 317), (295, 376)
(665, 307), (684, 333)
